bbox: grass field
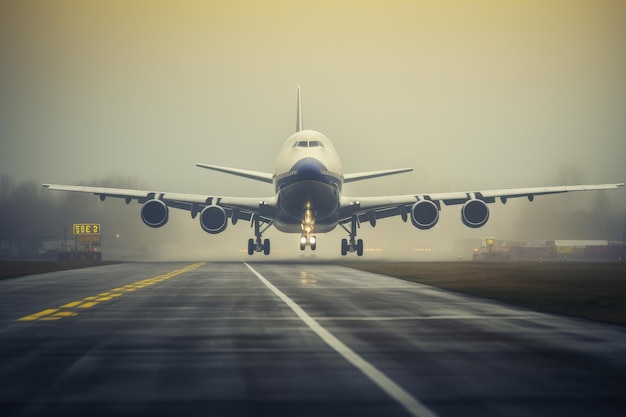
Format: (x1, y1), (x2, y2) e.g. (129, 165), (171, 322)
(345, 261), (626, 327)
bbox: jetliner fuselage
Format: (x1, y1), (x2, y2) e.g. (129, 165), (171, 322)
(273, 130), (343, 233)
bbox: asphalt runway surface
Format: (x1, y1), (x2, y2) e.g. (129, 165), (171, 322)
(1, 262), (625, 417)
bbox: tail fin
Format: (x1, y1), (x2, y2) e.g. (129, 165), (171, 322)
(296, 86), (303, 132)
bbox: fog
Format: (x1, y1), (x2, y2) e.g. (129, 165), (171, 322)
(1, 1), (625, 260)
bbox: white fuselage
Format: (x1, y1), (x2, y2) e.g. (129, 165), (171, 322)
(272, 130), (343, 233)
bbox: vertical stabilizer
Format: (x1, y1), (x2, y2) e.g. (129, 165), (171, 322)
(296, 86), (303, 132)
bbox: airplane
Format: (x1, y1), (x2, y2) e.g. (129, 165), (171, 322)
(43, 87), (624, 256)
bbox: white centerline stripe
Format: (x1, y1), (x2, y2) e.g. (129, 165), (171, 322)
(245, 263), (440, 417)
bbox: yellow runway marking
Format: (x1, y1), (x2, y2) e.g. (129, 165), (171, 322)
(61, 301), (82, 308)
(52, 311), (78, 318)
(15, 262), (205, 322)
(16, 309), (59, 321)
(78, 302), (99, 309)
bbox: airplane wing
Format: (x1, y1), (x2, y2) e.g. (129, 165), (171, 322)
(338, 183), (624, 227)
(195, 163), (274, 184)
(344, 168), (413, 183)
(42, 184), (277, 223)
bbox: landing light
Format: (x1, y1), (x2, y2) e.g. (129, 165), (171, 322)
(309, 236), (316, 245)
(300, 236), (307, 245)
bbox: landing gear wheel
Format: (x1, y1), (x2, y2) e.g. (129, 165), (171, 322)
(311, 242), (316, 251)
(248, 238), (254, 255)
(341, 238), (348, 256)
(263, 239), (271, 255)
(356, 239), (364, 256)
(300, 241), (306, 251)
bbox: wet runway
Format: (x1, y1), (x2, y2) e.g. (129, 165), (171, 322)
(1, 262), (625, 417)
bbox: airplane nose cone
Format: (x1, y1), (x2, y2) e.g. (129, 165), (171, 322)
(292, 158), (327, 180)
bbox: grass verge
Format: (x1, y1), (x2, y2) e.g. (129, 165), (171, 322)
(0, 261), (121, 280)
(344, 261), (626, 327)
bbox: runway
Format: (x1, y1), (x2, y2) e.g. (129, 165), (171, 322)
(1, 262), (625, 417)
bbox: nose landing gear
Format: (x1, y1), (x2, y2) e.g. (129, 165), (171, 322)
(300, 234), (317, 251)
(300, 201), (317, 251)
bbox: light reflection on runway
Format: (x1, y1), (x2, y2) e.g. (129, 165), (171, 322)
(1, 262), (625, 417)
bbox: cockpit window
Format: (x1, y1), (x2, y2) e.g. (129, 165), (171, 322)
(292, 140), (325, 148)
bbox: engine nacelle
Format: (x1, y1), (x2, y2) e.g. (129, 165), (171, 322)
(141, 199), (169, 228)
(200, 205), (228, 234)
(461, 199), (489, 228)
(410, 200), (439, 230)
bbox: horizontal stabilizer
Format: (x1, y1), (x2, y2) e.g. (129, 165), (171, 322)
(344, 168), (413, 183)
(196, 163), (274, 184)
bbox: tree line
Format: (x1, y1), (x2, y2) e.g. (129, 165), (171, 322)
(0, 173), (148, 246)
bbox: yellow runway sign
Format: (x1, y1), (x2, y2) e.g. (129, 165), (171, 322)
(73, 223), (101, 235)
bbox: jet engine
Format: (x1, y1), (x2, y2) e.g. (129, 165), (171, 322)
(141, 199), (169, 228)
(200, 205), (228, 234)
(410, 200), (439, 230)
(461, 199), (489, 228)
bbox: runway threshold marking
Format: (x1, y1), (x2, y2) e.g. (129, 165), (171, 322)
(16, 262), (205, 322)
(244, 263), (440, 417)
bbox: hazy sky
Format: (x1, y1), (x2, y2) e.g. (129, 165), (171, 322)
(1, 1), (625, 258)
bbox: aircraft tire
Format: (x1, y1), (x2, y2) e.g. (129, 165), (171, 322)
(248, 238), (254, 255)
(356, 239), (364, 256)
(263, 239), (271, 255)
(341, 239), (348, 256)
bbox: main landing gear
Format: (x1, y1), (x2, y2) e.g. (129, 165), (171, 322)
(339, 216), (364, 256)
(248, 215), (271, 255)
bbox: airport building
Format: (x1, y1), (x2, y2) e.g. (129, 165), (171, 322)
(472, 238), (625, 261)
